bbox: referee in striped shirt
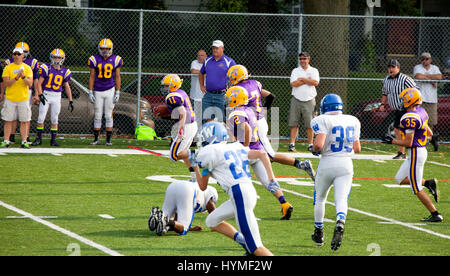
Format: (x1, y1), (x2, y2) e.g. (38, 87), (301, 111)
(380, 59), (417, 159)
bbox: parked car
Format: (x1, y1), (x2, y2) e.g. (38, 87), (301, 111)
(350, 92), (450, 139)
(122, 74), (175, 137)
(0, 77), (154, 137)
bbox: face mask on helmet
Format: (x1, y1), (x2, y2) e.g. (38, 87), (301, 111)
(161, 74), (182, 94)
(98, 38), (113, 57)
(225, 86), (248, 110)
(50, 49), (65, 66)
(400, 88), (422, 108)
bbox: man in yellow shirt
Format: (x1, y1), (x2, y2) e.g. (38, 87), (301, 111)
(1, 48), (33, 148)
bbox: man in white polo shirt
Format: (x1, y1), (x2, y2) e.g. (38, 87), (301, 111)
(413, 52), (442, 151)
(288, 52), (320, 152)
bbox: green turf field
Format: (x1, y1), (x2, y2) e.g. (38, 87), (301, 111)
(0, 138), (448, 256)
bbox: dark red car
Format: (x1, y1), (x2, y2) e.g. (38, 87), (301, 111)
(350, 93), (450, 140)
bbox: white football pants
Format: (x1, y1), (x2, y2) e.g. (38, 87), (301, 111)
(162, 181), (196, 235)
(395, 147), (427, 195)
(37, 91), (61, 125)
(94, 87), (115, 129)
(313, 156), (354, 228)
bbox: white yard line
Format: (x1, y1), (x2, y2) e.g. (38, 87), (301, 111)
(0, 200), (123, 256)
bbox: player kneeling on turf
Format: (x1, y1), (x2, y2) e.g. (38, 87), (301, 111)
(192, 121), (274, 256)
(148, 180), (218, 236)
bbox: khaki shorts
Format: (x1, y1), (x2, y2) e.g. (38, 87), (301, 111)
(288, 97), (315, 128)
(421, 102), (437, 126)
(1, 98), (31, 122)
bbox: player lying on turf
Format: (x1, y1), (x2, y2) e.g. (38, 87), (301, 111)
(148, 180), (218, 236)
(191, 121), (274, 256)
(157, 74), (200, 182)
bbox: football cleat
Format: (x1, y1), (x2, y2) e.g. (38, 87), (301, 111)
(288, 144), (297, 152)
(331, 220), (345, 251)
(392, 152), (406, 160)
(105, 141), (113, 146)
(421, 213), (443, 223)
(311, 227), (324, 246)
(21, 142), (31, 149)
(50, 140), (60, 147)
(90, 140), (100, 145)
(425, 178), (439, 203)
(280, 202), (293, 220)
(148, 206), (160, 231)
(155, 211), (168, 236)
(0, 141), (10, 148)
(32, 138), (41, 146)
(303, 160), (316, 182)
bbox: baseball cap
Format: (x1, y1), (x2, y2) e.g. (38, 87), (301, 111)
(299, 52), (310, 57)
(387, 59), (400, 67)
(12, 47), (24, 54)
(212, 40), (224, 48)
(421, 52), (431, 59)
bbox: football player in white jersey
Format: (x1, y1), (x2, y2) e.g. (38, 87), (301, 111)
(192, 121), (275, 256)
(309, 94), (361, 251)
(148, 180), (218, 236)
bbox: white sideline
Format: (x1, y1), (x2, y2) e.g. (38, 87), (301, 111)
(0, 200), (123, 256)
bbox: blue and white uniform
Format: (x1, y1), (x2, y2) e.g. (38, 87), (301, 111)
(310, 113), (361, 228)
(161, 180), (217, 235)
(197, 142), (263, 254)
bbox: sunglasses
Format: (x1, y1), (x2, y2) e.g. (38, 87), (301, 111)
(13, 52), (23, 56)
(300, 57), (309, 60)
(422, 58), (430, 61)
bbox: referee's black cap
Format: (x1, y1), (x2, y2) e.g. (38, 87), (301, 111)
(387, 59), (400, 67)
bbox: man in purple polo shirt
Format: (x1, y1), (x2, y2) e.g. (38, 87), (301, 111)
(199, 40), (236, 123)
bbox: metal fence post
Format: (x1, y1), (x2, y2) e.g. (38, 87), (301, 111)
(136, 9), (144, 129)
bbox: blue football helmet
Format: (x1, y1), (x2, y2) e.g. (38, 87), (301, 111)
(320, 93), (344, 114)
(199, 122), (228, 146)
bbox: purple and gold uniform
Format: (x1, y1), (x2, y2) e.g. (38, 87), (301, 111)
(88, 54), (123, 91)
(399, 106), (429, 148)
(165, 89), (195, 124)
(236, 80), (264, 120)
(39, 63), (71, 92)
(227, 105), (263, 150)
(395, 106), (430, 195)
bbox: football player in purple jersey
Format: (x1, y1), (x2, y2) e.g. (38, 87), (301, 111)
(4, 42), (39, 144)
(32, 49), (73, 146)
(226, 65), (315, 182)
(88, 38), (123, 146)
(226, 86), (294, 220)
(158, 74), (200, 182)
(382, 88), (442, 222)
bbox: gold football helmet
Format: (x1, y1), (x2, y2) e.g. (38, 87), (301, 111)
(225, 86), (248, 110)
(161, 74), (183, 93)
(400, 88), (422, 108)
(50, 48), (66, 65)
(98, 38), (113, 57)
(227, 65), (249, 87)
(15, 42), (30, 57)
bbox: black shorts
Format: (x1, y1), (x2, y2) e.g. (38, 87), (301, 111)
(393, 109), (406, 129)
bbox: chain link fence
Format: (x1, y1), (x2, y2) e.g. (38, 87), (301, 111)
(1, 4), (449, 141)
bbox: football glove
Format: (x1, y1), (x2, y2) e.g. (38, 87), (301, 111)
(188, 149), (198, 167)
(312, 150), (321, 156)
(113, 90), (120, 103)
(39, 94), (47, 105)
(89, 90), (95, 103)
(381, 134), (394, 144)
(68, 101), (74, 112)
